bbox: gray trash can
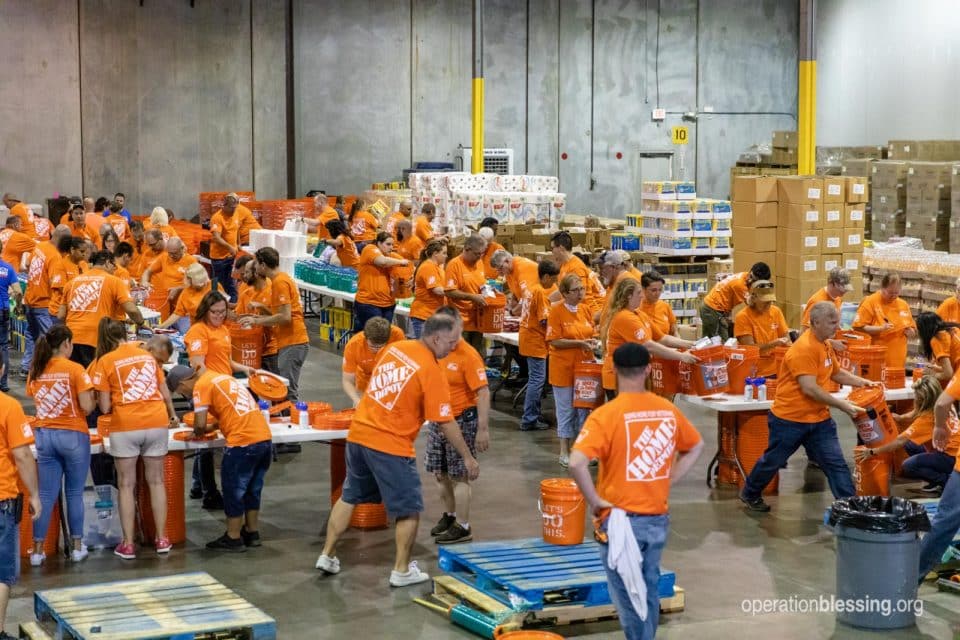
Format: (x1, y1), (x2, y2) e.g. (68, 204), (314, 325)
(828, 496), (930, 630)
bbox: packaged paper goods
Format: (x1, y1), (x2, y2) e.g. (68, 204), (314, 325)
(526, 175), (560, 193)
(482, 192), (510, 221)
(457, 191), (485, 223)
(495, 175), (526, 192)
(550, 194), (566, 223)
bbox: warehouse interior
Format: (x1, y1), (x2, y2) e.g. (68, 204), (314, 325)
(3, 0), (960, 639)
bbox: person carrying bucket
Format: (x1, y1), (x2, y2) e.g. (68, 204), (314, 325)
(569, 343), (704, 640)
(852, 272), (917, 369)
(740, 302), (877, 513)
(732, 280), (792, 377)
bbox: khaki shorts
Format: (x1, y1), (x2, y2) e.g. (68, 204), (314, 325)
(110, 428), (169, 458)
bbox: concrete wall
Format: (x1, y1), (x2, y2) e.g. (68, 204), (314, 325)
(817, 0), (960, 145)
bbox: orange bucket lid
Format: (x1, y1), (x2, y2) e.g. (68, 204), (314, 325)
(182, 412), (217, 428)
(248, 370), (289, 401)
(173, 430), (220, 442)
(847, 385), (883, 406)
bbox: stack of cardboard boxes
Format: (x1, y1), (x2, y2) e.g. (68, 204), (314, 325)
(869, 161), (907, 242)
(904, 161), (954, 251)
(953, 165), (960, 253)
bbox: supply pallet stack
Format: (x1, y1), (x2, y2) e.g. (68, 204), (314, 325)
(625, 181), (732, 257)
(904, 161), (955, 251)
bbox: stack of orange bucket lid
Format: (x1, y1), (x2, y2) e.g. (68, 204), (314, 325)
(136, 452), (186, 545)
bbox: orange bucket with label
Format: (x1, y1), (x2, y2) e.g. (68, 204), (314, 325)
(883, 367), (905, 389)
(143, 287), (171, 321)
(572, 361), (604, 409)
(853, 447), (892, 496)
(725, 345), (759, 394)
(229, 322), (263, 369)
(772, 345), (790, 377)
(847, 345), (886, 382)
(476, 292), (507, 333)
(848, 386), (898, 447)
(539, 478), (586, 545)
(649, 356), (682, 395)
(688, 345), (729, 396)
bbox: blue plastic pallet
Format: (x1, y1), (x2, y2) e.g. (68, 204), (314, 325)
(34, 571), (276, 639)
(437, 537), (674, 609)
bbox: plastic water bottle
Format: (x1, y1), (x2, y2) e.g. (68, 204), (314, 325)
(259, 400), (271, 426)
(757, 378), (767, 402)
(743, 377), (755, 401)
(296, 401), (309, 429)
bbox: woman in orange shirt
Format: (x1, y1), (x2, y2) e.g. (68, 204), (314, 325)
(639, 270), (678, 337)
(28, 325), (97, 565)
(547, 274), (599, 467)
(147, 207), (179, 243)
(852, 272), (917, 368)
(348, 201), (380, 248)
(354, 232), (409, 331)
(917, 311), (960, 384)
(323, 219), (359, 269)
(409, 240), (447, 338)
(157, 263), (215, 333)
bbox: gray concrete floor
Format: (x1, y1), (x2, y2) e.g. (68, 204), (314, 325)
(6, 327), (960, 639)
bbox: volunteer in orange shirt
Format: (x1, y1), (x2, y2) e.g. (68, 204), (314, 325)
(426, 307), (490, 545)
(322, 219), (359, 269)
(415, 203), (436, 243)
(395, 219), (424, 264)
(916, 311), (960, 384)
(92, 318), (180, 560)
(22, 224), (72, 373)
(48, 237), (87, 323)
(167, 365), (273, 552)
(699, 262), (770, 341)
(26, 325), (96, 566)
(409, 240), (447, 338)
(348, 201), (380, 248)
(237, 203), (261, 246)
(147, 207), (178, 243)
(477, 226), (504, 280)
(141, 238), (198, 314)
(101, 229), (120, 255)
(445, 234), (488, 351)
(936, 277), (960, 324)
(113, 242), (136, 287)
(518, 259), (559, 431)
(549, 231), (606, 316)
(185, 291), (254, 378)
(547, 274), (598, 467)
(304, 194), (340, 240)
(596, 250), (637, 294)
(58, 251), (143, 367)
(234, 258), (278, 373)
(733, 280), (792, 377)
(157, 263), (215, 333)
(570, 342), (704, 640)
(801, 267), (854, 331)
(852, 272), (917, 369)
(920, 370), (960, 578)
(0, 216), (36, 271)
(104, 201), (130, 240)
(136, 228), (165, 285)
(2, 193), (37, 237)
(209, 193), (244, 302)
(354, 232), (409, 331)
(385, 200), (413, 237)
(64, 204), (97, 246)
(317, 311), (477, 587)
(638, 270), (678, 336)
(490, 250), (539, 315)
(740, 302), (874, 513)
(341, 317), (406, 406)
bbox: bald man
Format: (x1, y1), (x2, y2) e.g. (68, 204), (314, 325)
(141, 237), (197, 304)
(2, 193), (36, 237)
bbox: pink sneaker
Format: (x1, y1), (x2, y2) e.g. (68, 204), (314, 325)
(155, 537), (172, 554)
(114, 542), (136, 560)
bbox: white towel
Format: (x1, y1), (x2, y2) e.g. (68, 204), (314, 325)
(606, 507), (647, 621)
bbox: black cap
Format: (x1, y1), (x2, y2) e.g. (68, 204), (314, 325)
(613, 343), (651, 369)
(166, 365), (196, 393)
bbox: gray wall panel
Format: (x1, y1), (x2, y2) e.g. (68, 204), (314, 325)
(557, 0), (593, 214)
(525, 0), (560, 177)
(252, 0), (288, 200)
(481, 0), (528, 164)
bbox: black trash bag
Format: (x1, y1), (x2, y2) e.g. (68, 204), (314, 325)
(828, 496), (931, 534)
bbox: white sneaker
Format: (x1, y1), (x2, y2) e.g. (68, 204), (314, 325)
(71, 544), (89, 562)
(29, 552), (45, 567)
(315, 553), (340, 574)
(389, 561), (430, 587)
(559, 454), (570, 468)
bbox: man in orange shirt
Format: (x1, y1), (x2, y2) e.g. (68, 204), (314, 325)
(490, 250), (539, 313)
(936, 276), (960, 324)
(740, 302), (874, 513)
(48, 237), (88, 322)
(444, 234), (488, 351)
(141, 237), (197, 308)
(2, 193), (37, 237)
(518, 259), (559, 431)
(22, 224), (72, 374)
(570, 343), (703, 640)
(385, 200), (413, 237)
(477, 225), (505, 280)
(136, 228), (165, 285)
(234, 258), (278, 373)
(0, 215), (36, 272)
(64, 204), (97, 246)
(549, 230), (606, 316)
(699, 261), (770, 340)
(415, 203), (436, 243)
(801, 267), (854, 331)
(395, 219), (424, 263)
(732, 280), (792, 377)
(209, 193), (242, 302)
(105, 201), (130, 240)
(59, 251), (143, 366)
(341, 317), (406, 405)
(316, 311), (478, 586)
(852, 272), (917, 369)
(113, 242), (136, 287)
(305, 194), (341, 240)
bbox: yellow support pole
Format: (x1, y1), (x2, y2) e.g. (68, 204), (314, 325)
(472, 77), (484, 173)
(798, 60), (816, 176)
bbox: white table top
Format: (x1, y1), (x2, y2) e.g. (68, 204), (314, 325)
(488, 331), (519, 346)
(680, 384), (915, 413)
(295, 279), (410, 317)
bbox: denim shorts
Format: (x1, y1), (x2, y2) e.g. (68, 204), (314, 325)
(342, 442), (423, 518)
(0, 505), (19, 586)
(221, 440), (273, 518)
(425, 407), (478, 480)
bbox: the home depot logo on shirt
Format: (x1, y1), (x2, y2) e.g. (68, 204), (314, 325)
(216, 376), (257, 415)
(115, 357), (161, 403)
(626, 412), (678, 481)
(68, 278), (104, 312)
(366, 347), (419, 410)
(34, 374), (76, 419)
(27, 250), (44, 283)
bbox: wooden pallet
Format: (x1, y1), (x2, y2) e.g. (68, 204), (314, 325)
(33, 572), (276, 640)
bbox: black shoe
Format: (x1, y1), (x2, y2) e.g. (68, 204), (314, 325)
(189, 487), (203, 500)
(206, 532), (246, 552)
(920, 482), (943, 494)
(0, 386), (9, 393)
(275, 443), (301, 454)
(739, 493), (771, 512)
(435, 522), (473, 545)
(202, 494), (224, 510)
(430, 513), (456, 536)
(240, 526), (261, 547)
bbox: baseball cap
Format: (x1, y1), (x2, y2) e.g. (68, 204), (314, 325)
(750, 280), (777, 302)
(828, 267), (853, 292)
(166, 365), (197, 393)
(613, 343), (651, 369)
(593, 250), (629, 267)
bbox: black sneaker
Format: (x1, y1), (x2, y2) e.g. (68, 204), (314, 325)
(206, 532), (246, 552)
(435, 523), (473, 545)
(430, 513), (456, 536)
(739, 493), (771, 512)
(240, 526), (261, 547)
(920, 482), (943, 494)
(202, 494), (224, 511)
(275, 443), (302, 454)
(189, 487), (203, 500)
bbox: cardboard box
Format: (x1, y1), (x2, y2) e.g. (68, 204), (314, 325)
(771, 147), (797, 165)
(778, 202), (823, 229)
(734, 250), (776, 275)
(823, 177), (846, 203)
(845, 176), (869, 203)
(777, 176), (824, 204)
(848, 276), (864, 300)
(821, 254), (842, 272)
(773, 131), (798, 149)
(841, 159), (874, 177)
(781, 302), (804, 329)
(777, 227), (821, 255)
(776, 253), (821, 279)
(822, 229), (842, 253)
(845, 203), (867, 228)
(733, 227), (776, 253)
(888, 140), (920, 160)
(871, 161), (908, 190)
(732, 201), (777, 227)
(842, 252), (861, 274)
(732, 176), (779, 202)
(823, 205), (844, 229)
(779, 277), (823, 304)
(842, 228), (863, 252)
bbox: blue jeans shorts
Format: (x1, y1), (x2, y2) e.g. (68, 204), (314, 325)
(342, 442), (423, 518)
(0, 502), (19, 586)
(221, 440), (273, 518)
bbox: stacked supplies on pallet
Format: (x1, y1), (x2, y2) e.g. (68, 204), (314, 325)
(869, 161), (907, 242)
(630, 181), (731, 255)
(903, 161), (955, 251)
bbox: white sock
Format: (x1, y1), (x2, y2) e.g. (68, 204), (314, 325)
(459, 522), (470, 530)
(446, 512), (456, 518)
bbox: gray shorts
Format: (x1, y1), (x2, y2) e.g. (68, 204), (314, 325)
(110, 428), (169, 458)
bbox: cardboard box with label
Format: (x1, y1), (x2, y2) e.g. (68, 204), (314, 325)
(733, 201), (777, 227)
(733, 227), (777, 253)
(734, 250), (776, 275)
(823, 177), (846, 203)
(778, 202), (823, 229)
(871, 161), (907, 190)
(732, 176), (779, 202)
(842, 252), (861, 274)
(842, 228), (863, 253)
(821, 254), (841, 273)
(776, 253), (821, 279)
(844, 176), (869, 203)
(773, 131), (798, 149)
(823, 205), (843, 229)
(778, 277), (823, 304)
(822, 229), (842, 253)
(781, 302), (804, 329)
(845, 203), (867, 228)
(777, 227), (821, 255)
(777, 176), (824, 205)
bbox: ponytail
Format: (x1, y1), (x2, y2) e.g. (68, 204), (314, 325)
(29, 325), (73, 384)
(95, 318), (127, 361)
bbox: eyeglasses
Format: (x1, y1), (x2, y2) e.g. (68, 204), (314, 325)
(209, 308), (228, 316)
(567, 286), (584, 293)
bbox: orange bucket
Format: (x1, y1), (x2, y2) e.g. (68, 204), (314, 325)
(494, 629), (565, 639)
(476, 292), (507, 333)
(688, 345), (729, 396)
(390, 261), (415, 298)
(350, 503), (389, 530)
(725, 345), (759, 395)
(912, 366), (925, 382)
(847, 345), (886, 382)
(97, 414), (111, 438)
(229, 322), (263, 369)
(572, 361), (604, 409)
(136, 451), (186, 546)
(883, 367), (905, 389)
(19, 482), (60, 559)
(853, 447), (891, 496)
(848, 386), (898, 447)
(143, 288), (171, 321)
(539, 478), (585, 545)
(649, 356), (682, 395)
(736, 413), (778, 495)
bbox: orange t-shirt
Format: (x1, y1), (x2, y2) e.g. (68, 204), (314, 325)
(65, 222), (96, 245)
(801, 287), (843, 329)
(28, 357), (94, 433)
(0, 229), (35, 270)
(414, 215), (433, 243)
(397, 235), (425, 263)
(48, 257), (85, 315)
(573, 391), (702, 515)
(24, 241), (60, 307)
(269, 272), (309, 348)
(852, 292), (916, 368)
(63, 269), (133, 347)
(209, 210), (240, 260)
(91, 342), (169, 432)
(34, 217), (52, 240)
(639, 299), (676, 337)
(347, 339), (454, 457)
(192, 371), (272, 447)
(334, 235), (360, 268)
(173, 283), (213, 322)
(147, 253), (198, 292)
(481, 241), (505, 280)
(440, 339), (488, 416)
(9, 202), (36, 238)
(733, 304), (789, 376)
(135, 246), (164, 284)
(342, 325), (405, 392)
(410, 261), (446, 321)
(558, 255), (606, 316)
(602, 309), (663, 390)
(350, 211), (380, 242)
(237, 205), (261, 244)
(152, 225), (179, 243)
(236, 281), (277, 356)
(900, 411), (960, 455)
(385, 212), (408, 236)
(930, 328), (960, 373)
(185, 322), (233, 376)
(356, 244), (394, 307)
(519, 284), (552, 359)
(703, 272), (750, 314)
(314, 208), (340, 240)
(546, 302), (596, 387)
(445, 255), (487, 331)
(937, 297), (960, 324)
(771, 331), (839, 423)
(0, 394), (34, 500)
(114, 264), (132, 286)
(940, 376), (960, 471)
(504, 256), (540, 302)
(105, 214), (130, 240)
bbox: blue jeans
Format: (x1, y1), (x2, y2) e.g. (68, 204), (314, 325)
(211, 257), (237, 303)
(34, 428), (90, 542)
(902, 451), (956, 487)
(743, 414), (855, 501)
(0, 308), (9, 389)
(221, 440), (272, 518)
(408, 317), (425, 338)
(919, 470), (960, 580)
(0, 506), (18, 586)
(553, 385), (588, 439)
(24, 305), (55, 370)
(522, 357), (546, 427)
(599, 514), (669, 640)
(353, 302), (395, 332)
